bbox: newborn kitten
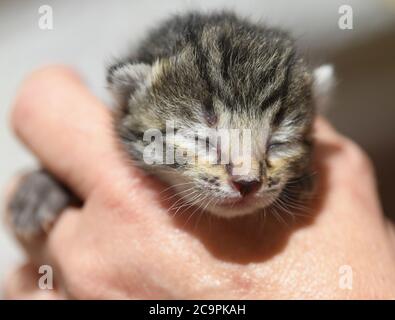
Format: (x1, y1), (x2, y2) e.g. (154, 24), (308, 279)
(7, 12), (333, 239)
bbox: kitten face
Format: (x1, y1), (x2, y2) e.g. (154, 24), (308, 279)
(109, 13), (318, 217)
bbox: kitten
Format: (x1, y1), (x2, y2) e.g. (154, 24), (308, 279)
(7, 12), (333, 239)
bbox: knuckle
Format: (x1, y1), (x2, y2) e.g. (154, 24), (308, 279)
(341, 137), (375, 174)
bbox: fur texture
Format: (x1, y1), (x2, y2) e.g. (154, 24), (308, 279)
(108, 11), (319, 217)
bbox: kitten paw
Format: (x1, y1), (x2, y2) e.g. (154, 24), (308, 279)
(5, 170), (72, 240)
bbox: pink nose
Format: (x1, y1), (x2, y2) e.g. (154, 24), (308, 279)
(231, 179), (262, 197)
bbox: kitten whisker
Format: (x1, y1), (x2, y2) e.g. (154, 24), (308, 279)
(168, 190), (199, 215)
(159, 182), (195, 195)
(162, 186), (197, 202)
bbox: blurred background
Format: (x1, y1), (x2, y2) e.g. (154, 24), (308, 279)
(0, 0), (394, 296)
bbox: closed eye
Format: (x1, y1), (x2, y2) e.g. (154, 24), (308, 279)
(267, 141), (287, 152)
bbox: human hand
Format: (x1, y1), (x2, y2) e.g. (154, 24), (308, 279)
(5, 66), (395, 299)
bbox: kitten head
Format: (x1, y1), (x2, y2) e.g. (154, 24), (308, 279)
(108, 18), (329, 218)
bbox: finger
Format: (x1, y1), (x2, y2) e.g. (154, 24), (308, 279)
(10, 65), (116, 199)
(4, 263), (64, 300)
(44, 207), (91, 298)
(313, 115), (344, 143)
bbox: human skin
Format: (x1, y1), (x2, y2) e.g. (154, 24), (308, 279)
(4, 66), (395, 299)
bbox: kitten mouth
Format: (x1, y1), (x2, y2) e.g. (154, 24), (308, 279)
(216, 194), (257, 208)
(213, 188), (281, 210)
(207, 196), (264, 218)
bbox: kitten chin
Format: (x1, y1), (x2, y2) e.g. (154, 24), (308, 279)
(203, 193), (281, 218)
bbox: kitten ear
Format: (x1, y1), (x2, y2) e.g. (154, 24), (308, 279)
(312, 64), (335, 112)
(107, 62), (152, 106)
